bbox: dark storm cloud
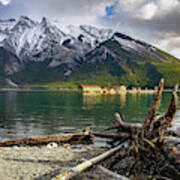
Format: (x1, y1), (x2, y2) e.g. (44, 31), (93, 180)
(100, 0), (180, 55)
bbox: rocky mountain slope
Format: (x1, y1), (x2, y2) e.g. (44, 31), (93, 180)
(0, 16), (179, 88)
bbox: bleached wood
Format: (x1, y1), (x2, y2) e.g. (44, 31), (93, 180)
(0, 132), (91, 147)
(98, 165), (130, 180)
(52, 144), (123, 180)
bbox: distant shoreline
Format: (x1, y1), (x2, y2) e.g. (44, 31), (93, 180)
(0, 88), (79, 92)
(0, 88), (175, 92)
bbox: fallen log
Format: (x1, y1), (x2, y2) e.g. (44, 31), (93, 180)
(97, 165), (130, 180)
(52, 144), (123, 180)
(0, 129), (92, 147)
(93, 132), (129, 139)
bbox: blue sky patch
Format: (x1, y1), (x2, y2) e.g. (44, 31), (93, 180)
(105, 1), (118, 18)
(0, 0), (28, 19)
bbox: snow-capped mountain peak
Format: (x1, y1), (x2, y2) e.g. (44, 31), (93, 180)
(0, 16), (117, 61)
(0, 18), (16, 31)
(80, 25), (114, 41)
(0, 18), (16, 45)
(40, 17), (53, 30)
(0, 15), (153, 74)
(11, 16), (35, 32)
(0, 16), (177, 88)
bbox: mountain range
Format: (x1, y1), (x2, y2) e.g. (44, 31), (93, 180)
(0, 16), (179, 88)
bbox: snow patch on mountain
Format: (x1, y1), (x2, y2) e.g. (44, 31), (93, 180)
(53, 21), (114, 47)
(48, 60), (63, 68)
(0, 33), (6, 42)
(6, 16), (36, 56)
(0, 19), (16, 44)
(113, 34), (147, 53)
(5, 78), (18, 88)
(80, 25), (114, 43)
(0, 19), (16, 32)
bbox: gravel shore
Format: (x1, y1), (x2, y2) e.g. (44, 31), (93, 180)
(0, 145), (108, 180)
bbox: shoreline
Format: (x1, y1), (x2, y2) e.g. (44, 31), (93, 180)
(0, 88), (175, 92)
(0, 88), (79, 92)
(0, 145), (108, 180)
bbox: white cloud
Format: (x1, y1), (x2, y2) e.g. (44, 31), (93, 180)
(137, 3), (157, 20)
(156, 35), (180, 54)
(0, 0), (11, 6)
(24, 0), (115, 25)
(159, 0), (179, 10)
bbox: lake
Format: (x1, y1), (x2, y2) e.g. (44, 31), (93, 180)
(0, 90), (179, 141)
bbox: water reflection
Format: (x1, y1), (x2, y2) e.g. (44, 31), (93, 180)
(3, 91), (18, 122)
(0, 91), (178, 141)
(0, 92), (18, 140)
(119, 93), (126, 107)
(82, 94), (102, 110)
(82, 93), (127, 109)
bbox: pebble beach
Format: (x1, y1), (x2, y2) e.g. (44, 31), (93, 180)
(0, 145), (109, 180)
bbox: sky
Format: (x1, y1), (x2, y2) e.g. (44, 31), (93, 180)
(0, 0), (179, 58)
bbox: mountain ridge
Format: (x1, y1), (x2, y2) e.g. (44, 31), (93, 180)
(0, 16), (179, 88)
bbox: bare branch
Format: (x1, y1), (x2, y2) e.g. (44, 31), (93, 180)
(165, 84), (179, 122)
(145, 78), (164, 122)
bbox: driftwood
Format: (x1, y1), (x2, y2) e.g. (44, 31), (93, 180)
(0, 128), (92, 147)
(52, 144), (123, 180)
(106, 113), (142, 132)
(48, 79), (180, 179)
(92, 79), (180, 179)
(107, 112), (179, 136)
(97, 165), (130, 180)
(93, 132), (129, 139)
(0, 79), (178, 179)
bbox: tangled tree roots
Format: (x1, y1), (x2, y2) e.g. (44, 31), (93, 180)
(52, 79), (180, 180)
(105, 79), (180, 179)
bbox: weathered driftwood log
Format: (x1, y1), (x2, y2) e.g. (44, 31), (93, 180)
(106, 113), (142, 132)
(103, 79), (180, 179)
(49, 79), (179, 179)
(0, 129), (92, 147)
(97, 165), (130, 180)
(141, 82), (178, 145)
(105, 81), (179, 137)
(106, 111), (180, 137)
(128, 81), (180, 176)
(52, 144), (123, 180)
(93, 132), (129, 139)
(106, 79), (164, 134)
(142, 78), (164, 132)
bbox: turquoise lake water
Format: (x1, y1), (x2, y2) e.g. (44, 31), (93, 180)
(0, 90), (179, 141)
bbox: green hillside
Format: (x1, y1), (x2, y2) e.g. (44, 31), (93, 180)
(66, 39), (180, 88)
(1, 38), (180, 89)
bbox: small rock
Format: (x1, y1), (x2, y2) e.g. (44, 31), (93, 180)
(63, 143), (70, 148)
(13, 146), (19, 149)
(47, 142), (58, 149)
